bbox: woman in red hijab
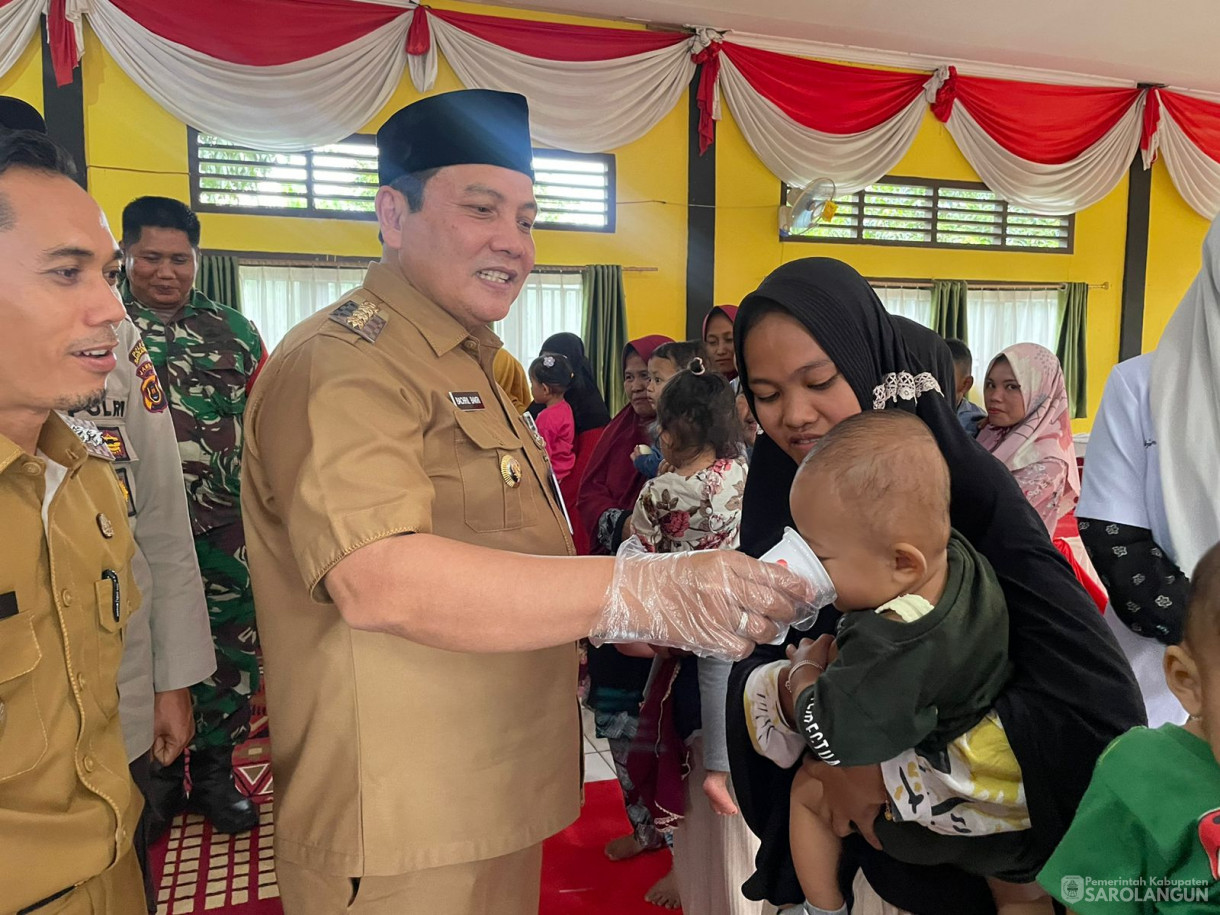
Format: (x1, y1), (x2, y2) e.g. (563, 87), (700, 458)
(577, 334), (673, 554)
(703, 305), (740, 380)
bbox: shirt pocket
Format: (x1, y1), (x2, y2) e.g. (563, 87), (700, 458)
(0, 613), (48, 782)
(93, 565), (136, 718)
(452, 408), (537, 533)
(182, 348), (247, 420)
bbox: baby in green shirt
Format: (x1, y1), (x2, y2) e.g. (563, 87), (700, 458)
(1038, 540), (1220, 914)
(781, 410), (1051, 915)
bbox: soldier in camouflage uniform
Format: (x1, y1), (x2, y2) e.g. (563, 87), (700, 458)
(121, 196), (266, 835)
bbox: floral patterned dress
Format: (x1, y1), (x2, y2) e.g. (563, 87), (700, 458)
(630, 456), (748, 553)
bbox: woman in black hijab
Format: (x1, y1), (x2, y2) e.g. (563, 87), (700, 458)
(726, 258), (1143, 913)
(532, 332), (612, 433)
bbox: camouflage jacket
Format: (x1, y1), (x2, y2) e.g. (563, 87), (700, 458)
(124, 284), (266, 535)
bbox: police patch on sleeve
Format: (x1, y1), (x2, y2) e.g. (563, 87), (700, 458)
(95, 425), (132, 462)
(114, 467), (136, 517)
(329, 300), (387, 344)
(129, 340), (167, 413)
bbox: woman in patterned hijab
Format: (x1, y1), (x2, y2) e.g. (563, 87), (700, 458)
(977, 343), (1080, 534)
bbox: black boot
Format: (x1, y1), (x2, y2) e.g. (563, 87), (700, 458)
(187, 746), (259, 834)
(145, 754), (188, 841)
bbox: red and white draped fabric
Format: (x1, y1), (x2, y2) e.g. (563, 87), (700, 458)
(56, 0), (416, 149)
(932, 67), (1145, 215)
(407, 7), (695, 153)
(5, 3), (1220, 219)
(0, 0), (41, 78)
(716, 36), (936, 194)
(1146, 89), (1220, 219)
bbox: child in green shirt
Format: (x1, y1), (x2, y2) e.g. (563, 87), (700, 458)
(1038, 540), (1220, 913)
(779, 411), (1051, 915)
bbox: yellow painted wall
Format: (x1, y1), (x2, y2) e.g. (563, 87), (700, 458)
(5, 5), (1217, 424)
(77, 1), (688, 342)
(1144, 159), (1210, 350)
(0, 38), (41, 115)
(715, 106), (1128, 430)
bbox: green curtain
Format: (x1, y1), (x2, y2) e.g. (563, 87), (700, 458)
(931, 279), (968, 341)
(1057, 282), (1089, 419)
(198, 254), (242, 310)
(581, 264), (628, 416)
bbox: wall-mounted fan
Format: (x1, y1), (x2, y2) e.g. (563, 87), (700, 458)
(780, 177), (838, 235)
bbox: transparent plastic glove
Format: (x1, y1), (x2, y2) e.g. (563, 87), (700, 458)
(590, 536), (824, 660)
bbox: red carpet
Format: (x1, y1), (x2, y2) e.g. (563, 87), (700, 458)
(541, 779), (681, 915)
(147, 701), (679, 913)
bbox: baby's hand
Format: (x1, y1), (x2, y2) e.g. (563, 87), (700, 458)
(703, 770), (739, 816)
(785, 634), (837, 676)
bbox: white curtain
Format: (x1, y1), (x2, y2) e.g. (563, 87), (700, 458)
(718, 55), (936, 195)
(0, 0), (42, 81)
(940, 92), (1145, 216)
(873, 286), (934, 329)
(67, 0), (413, 150)
(966, 288), (1064, 383)
(495, 272), (584, 365)
(1151, 98), (1220, 220)
(239, 264), (366, 352)
(425, 15), (695, 153)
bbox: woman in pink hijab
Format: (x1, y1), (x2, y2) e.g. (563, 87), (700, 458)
(978, 342), (1080, 532)
(978, 343), (1106, 610)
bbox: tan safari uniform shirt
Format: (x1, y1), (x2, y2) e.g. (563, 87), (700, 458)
(0, 413), (142, 911)
(242, 262), (580, 877)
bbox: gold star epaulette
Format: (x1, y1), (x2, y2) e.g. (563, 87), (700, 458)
(329, 299), (387, 344)
(63, 415), (115, 461)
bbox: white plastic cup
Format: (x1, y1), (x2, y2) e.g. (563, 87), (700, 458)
(759, 526), (837, 644)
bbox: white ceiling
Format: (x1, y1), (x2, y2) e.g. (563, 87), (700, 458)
(481, 0), (1220, 94)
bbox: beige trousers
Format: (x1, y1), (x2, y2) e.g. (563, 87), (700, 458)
(672, 739), (776, 915)
(275, 843), (543, 915)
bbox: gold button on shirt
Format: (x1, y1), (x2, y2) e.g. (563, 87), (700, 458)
(0, 414), (142, 911)
(242, 263), (579, 877)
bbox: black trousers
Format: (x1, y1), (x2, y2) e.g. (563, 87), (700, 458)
(128, 753), (158, 913)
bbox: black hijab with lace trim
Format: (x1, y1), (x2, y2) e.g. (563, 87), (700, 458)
(727, 258), (1143, 912)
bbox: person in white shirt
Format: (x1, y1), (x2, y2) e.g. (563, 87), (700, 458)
(1077, 216), (1220, 726)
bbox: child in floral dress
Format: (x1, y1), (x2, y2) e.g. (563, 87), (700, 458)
(628, 360), (759, 914)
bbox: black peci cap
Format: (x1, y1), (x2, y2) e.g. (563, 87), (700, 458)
(0, 97), (45, 133)
(376, 89), (534, 186)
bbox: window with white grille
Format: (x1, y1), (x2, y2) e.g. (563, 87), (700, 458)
(191, 130), (614, 230)
(783, 177), (1073, 252)
(533, 150), (615, 231)
(192, 132), (378, 219)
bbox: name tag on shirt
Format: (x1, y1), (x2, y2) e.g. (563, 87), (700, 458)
(449, 391), (486, 411)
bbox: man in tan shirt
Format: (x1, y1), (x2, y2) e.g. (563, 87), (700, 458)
(242, 89), (812, 914)
(0, 125), (145, 912)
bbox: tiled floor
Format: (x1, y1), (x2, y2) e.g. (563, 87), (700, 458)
(582, 705), (618, 784)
